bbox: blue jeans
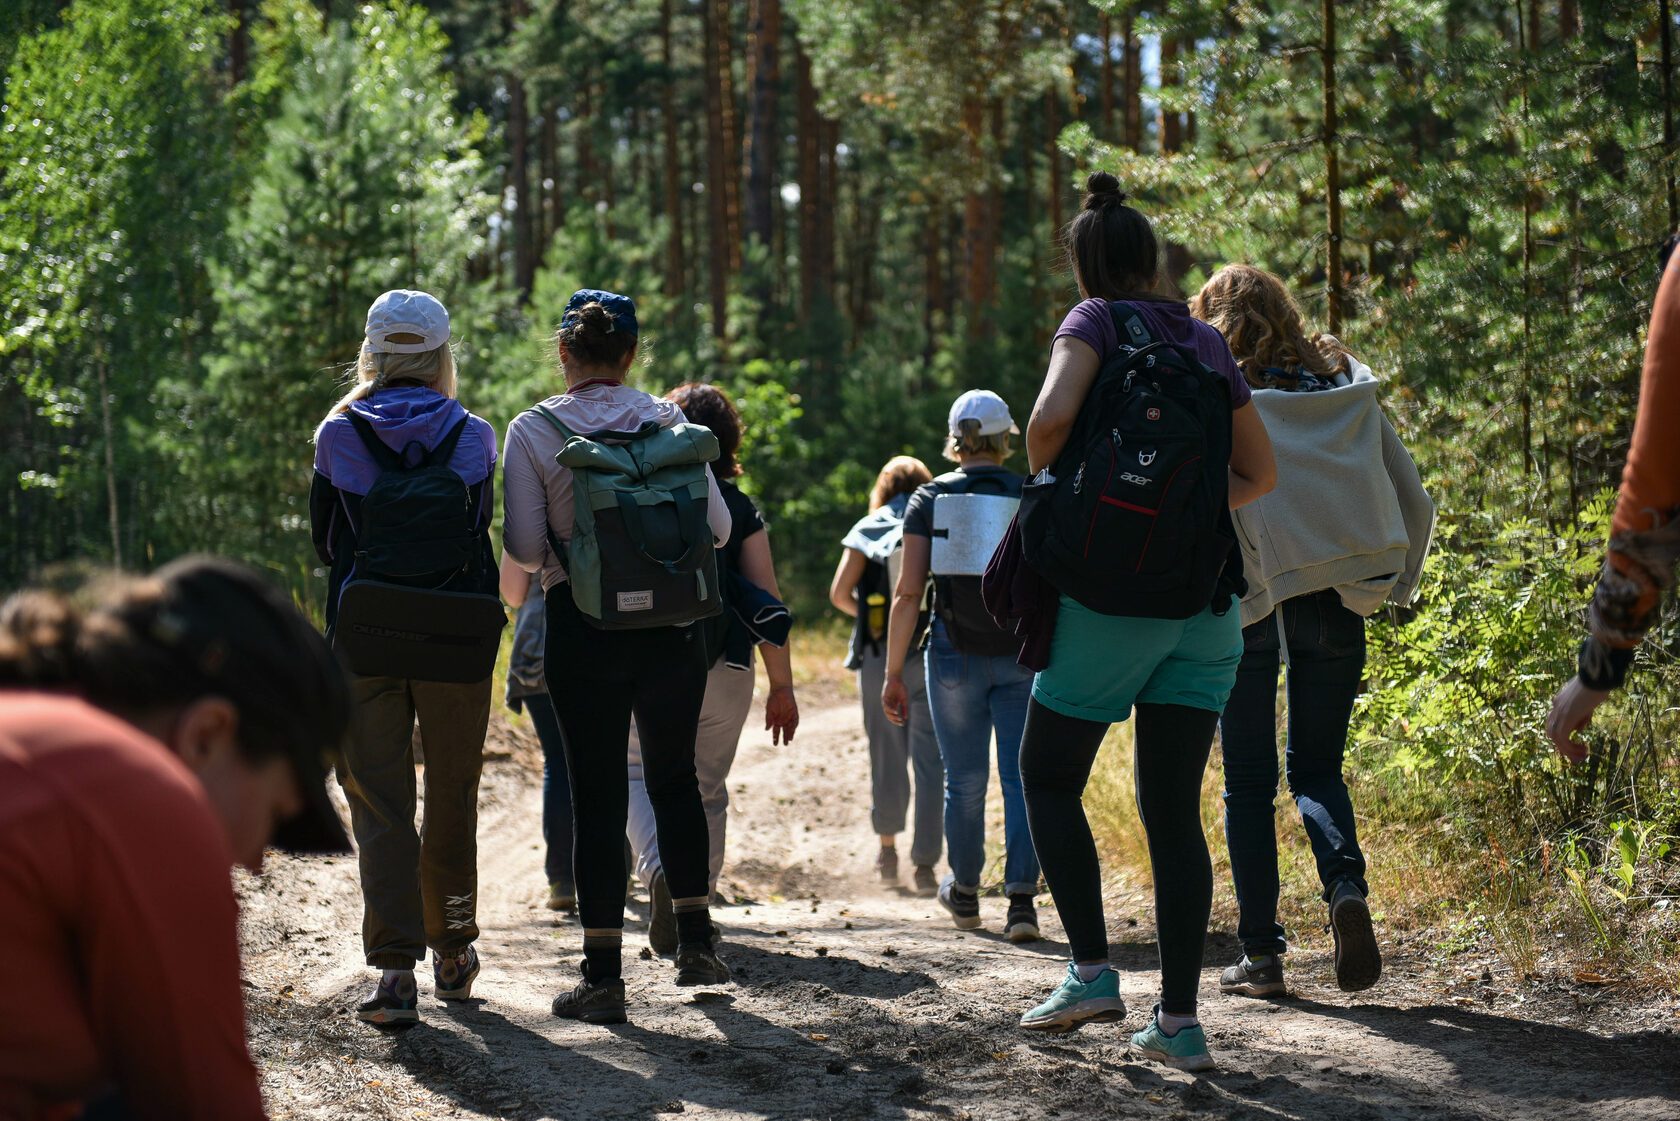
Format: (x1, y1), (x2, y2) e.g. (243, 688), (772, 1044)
(1219, 590), (1368, 957)
(523, 692), (575, 891)
(925, 622), (1040, 895)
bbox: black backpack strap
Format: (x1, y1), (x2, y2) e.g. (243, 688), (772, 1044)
(344, 411), (403, 471)
(1108, 300), (1157, 351)
(425, 415), (472, 468)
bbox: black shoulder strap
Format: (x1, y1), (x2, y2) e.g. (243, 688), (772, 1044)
(1108, 300), (1156, 350)
(344, 411), (403, 471)
(425, 415), (472, 468)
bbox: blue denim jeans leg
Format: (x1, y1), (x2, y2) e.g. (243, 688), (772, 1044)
(924, 622), (1040, 896)
(1219, 590), (1368, 956)
(523, 692), (575, 891)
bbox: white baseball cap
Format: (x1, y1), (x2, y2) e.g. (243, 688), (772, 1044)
(364, 289), (450, 354)
(947, 389), (1019, 437)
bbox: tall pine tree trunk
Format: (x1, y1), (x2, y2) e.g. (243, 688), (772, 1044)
(661, 0), (685, 298)
(1099, 12), (1114, 139)
(506, 0), (534, 300)
(1322, 0), (1344, 333)
(961, 97), (990, 335)
(744, 0), (781, 298)
(1046, 87), (1063, 248)
(714, 0), (742, 275)
(1122, 12), (1142, 150)
(95, 336), (121, 568)
(1560, 0), (1578, 38)
(1664, 0), (1677, 227)
(1159, 36), (1182, 153)
(797, 44), (820, 324)
(540, 96), (558, 250)
(703, 0), (731, 337)
(229, 0), (249, 86)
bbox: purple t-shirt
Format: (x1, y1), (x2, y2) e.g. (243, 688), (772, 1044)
(1054, 298), (1252, 409)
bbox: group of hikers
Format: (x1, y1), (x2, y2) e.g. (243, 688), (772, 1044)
(1, 171), (1676, 1118)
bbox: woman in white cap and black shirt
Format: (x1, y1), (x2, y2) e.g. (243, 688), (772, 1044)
(311, 289), (499, 1026)
(881, 390), (1043, 941)
(502, 290), (733, 1024)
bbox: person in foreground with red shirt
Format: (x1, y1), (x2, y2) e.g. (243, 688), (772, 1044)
(1549, 244), (1680, 759)
(0, 556), (352, 1121)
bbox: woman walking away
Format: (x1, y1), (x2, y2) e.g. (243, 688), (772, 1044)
(502, 290), (734, 1024)
(1013, 173), (1275, 1072)
(0, 556), (352, 1121)
(312, 289), (499, 1026)
(629, 381), (799, 952)
(830, 456), (941, 894)
(1191, 265), (1433, 998)
(500, 560), (575, 912)
(882, 391), (1043, 940)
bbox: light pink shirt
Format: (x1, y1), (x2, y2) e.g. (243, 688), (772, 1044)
(502, 381), (731, 591)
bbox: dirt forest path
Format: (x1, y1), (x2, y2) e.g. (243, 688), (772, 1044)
(240, 689), (1680, 1121)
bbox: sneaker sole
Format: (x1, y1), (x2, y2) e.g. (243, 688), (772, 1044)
(356, 1007), (419, 1025)
(1220, 978), (1287, 997)
(946, 913), (983, 930)
(1135, 1044), (1215, 1072)
(1019, 998), (1127, 1033)
(555, 1004), (628, 1024)
(1006, 921), (1041, 943)
(1331, 895), (1382, 992)
(675, 970), (731, 987)
(435, 980), (477, 1001)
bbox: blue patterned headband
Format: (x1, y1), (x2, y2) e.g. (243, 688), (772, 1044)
(561, 288), (638, 336)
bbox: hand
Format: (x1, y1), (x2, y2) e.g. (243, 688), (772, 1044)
(881, 673), (909, 727)
(765, 685), (799, 746)
(1547, 676), (1612, 762)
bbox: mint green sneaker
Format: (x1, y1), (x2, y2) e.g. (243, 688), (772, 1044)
(1019, 962), (1127, 1033)
(1130, 1006), (1214, 1072)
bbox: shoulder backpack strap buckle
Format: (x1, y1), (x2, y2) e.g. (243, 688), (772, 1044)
(1108, 300), (1155, 351)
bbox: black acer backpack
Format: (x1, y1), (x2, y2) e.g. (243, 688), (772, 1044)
(330, 411), (505, 682)
(1019, 301), (1245, 619)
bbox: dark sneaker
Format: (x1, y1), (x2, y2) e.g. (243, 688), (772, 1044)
(1020, 962), (1126, 1032)
(356, 970), (419, 1025)
(547, 882), (576, 912)
(1329, 881), (1382, 992)
(936, 875), (982, 930)
(1219, 954), (1286, 997)
(875, 846), (899, 883)
(673, 942), (732, 987)
(552, 974), (628, 1024)
(433, 945), (480, 1000)
(648, 870), (679, 956)
(912, 864), (939, 897)
(1005, 893), (1041, 942)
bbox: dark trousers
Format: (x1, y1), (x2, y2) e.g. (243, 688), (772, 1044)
(524, 692), (575, 890)
(339, 674), (490, 969)
(1020, 699), (1219, 1016)
(1219, 589), (1368, 957)
(543, 591), (711, 933)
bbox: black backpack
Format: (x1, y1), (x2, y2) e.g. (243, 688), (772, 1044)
(1019, 302), (1245, 619)
(330, 411), (504, 682)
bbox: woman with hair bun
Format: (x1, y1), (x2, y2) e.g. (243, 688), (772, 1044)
(0, 555), (352, 1121)
(502, 290), (734, 1024)
(1013, 173), (1276, 1071)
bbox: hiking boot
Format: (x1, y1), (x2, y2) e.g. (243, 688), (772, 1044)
(552, 972), (628, 1024)
(913, 864), (939, 897)
(1220, 954), (1286, 997)
(1131, 1006), (1214, 1072)
(356, 970), (419, 1026)
(673, 942), (733, 987)
(1329, 880), (1382, 992)
(648, 870), (679, 956)
(432, 945), (480, 1001)
(936, 875), (982, 930)
(547, 881), (576, 912)
(1005, 893), (1041, 942)
(875, 845), (899, 883)
(1020, 962), (1126, 1032)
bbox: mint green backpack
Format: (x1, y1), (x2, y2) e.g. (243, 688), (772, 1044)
(533, 405), (724, 630)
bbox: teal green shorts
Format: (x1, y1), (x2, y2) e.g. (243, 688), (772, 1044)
(1032, 594), (1244, 723)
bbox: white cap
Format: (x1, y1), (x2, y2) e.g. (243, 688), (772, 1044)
(364, 289), (450, 354)
(947, 389), (1019, 437)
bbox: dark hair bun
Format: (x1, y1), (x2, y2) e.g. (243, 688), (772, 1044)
(1083, 171), (1128, 211)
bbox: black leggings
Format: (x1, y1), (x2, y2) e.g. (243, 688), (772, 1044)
(543, 591), (712, 934)
(1019, 698), (1218, 1016)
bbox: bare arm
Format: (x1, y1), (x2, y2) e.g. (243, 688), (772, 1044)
(880, 532), (931, 725)
(828, 548), (866, 617)
(738, 527), (798, 745)
(1027, 336), (1102, 475)
(1227, 401), (1277, 509)
(499, 552), (529, 605)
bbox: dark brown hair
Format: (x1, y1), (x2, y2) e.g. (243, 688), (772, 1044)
(666, 381), (743, 478)
(1063, 171), (1160, 300)
(556, 301), (638, 369)
(868, 456), (933, 511)
(0, 556), (351, 769)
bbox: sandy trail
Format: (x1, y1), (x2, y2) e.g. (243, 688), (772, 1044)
(240, 692), (1680, 1120)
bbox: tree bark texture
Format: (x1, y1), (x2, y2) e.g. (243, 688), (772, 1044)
(661, 0), (686, 298)
(1322, 0), (1344, 333)
(1099, 11), (1114, 140)
(506, 0), (535, 300)
(1046, 87), (1063, 248)
(1159, 36), (1183, 153)
(703, 0), (731, 336)
(745, 0), (781, 306)
(1121, 12), (1141, 151)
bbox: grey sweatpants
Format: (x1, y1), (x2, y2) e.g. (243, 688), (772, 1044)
(858, 644), (943, 868)
(627, 655), (757, 893)
(338, 674), (490, 969)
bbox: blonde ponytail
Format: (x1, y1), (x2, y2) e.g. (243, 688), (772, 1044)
(314, 343), (458, 444)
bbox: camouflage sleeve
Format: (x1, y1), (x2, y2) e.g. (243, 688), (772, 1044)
(1580, 512), (1680, 689)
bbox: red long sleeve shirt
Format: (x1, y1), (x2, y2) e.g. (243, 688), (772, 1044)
(0, 694), (267, 1121)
